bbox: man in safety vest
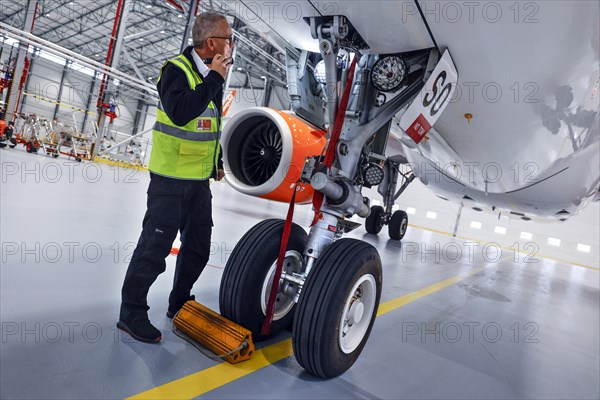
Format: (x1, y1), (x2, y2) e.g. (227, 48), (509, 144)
(118, 12), (234, 343)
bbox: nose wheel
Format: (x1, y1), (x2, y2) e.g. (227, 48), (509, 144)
(365, 205), (409, 241)
(388, 210), (408, 241)
(365, 205), (385, 234)
(292, 239), (382, 378)
(219, 219), (307, 341)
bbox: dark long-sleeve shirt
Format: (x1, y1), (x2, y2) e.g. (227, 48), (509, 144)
(156, 46), (225, 170)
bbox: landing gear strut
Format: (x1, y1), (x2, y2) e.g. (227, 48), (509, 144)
(365, 158), (415, 241)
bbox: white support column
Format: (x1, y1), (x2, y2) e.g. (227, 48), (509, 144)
(5, 0), (37, 122)
(94, 0), (133, 158)
(179, 0), (200, 53)
(453, 202), (464, 237)
(262, 78), (272, 107)
(53, 60), (70, 120)
(224, 46), (237, 91)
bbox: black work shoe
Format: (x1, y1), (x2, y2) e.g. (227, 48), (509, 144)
(117, 319), (161, 343)
(166, 295), (195, 319)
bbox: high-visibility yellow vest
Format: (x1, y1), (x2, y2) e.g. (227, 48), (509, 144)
(148, 54), (221, 180)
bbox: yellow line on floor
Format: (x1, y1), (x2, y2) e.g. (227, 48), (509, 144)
(408, 223), (599, 271)
(532, 254), (600, 271)
(127, 265), (489, 400)
(93, 156), (149, 171)
(127, 339), (293, 400)
(377, 266), (486, 316)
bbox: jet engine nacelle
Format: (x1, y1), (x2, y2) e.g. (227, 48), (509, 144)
(222, 107), (327, 203)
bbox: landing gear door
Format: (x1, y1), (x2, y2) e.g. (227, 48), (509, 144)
(399, 50), (458, 145)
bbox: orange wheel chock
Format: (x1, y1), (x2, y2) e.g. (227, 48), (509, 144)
(173, 300), (255, 364)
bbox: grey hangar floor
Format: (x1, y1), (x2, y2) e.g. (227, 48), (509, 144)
(1, 147), (598, 399)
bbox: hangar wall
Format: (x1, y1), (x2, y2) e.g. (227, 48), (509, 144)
(1, 41), (143, 136)
(363, 180), (600, 268)
(2, 40), (288, 165)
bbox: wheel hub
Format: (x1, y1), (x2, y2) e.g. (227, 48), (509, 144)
(261, 251), (303, 321)
(400, 219), (407, 235)
(339, 274), (377, 354)
(348, 300), (365, 325)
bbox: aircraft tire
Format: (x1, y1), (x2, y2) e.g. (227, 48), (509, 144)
(293, 239), (382, 378)
(389, 210), (408, 241)
(365, 205), (385, 234)
(219, 219), (307, 341)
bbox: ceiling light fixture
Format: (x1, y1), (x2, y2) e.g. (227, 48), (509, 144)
(520, 232), (533, 240)
(470, 221), (482, 229)
(548, 237), (561, 247)
(577, 244), (591, 253)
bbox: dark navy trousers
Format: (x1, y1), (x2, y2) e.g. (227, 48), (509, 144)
(120, 172), (212, 322)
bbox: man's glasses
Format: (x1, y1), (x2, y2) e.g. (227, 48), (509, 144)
(210, 35), (234, 45)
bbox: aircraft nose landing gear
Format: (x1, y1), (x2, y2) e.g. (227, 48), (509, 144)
(220, 12), (444, 378)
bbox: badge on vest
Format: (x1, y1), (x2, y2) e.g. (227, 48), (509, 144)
(197, 119), (212, 131)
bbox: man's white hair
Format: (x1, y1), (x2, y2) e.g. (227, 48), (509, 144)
(192, 12), (227, 49)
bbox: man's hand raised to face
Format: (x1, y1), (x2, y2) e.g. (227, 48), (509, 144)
(211, 54), (232, 79)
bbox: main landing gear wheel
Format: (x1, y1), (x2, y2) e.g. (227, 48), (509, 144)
(292, 239), (382, 378)
(389, 210), (408, 241)
(219, 219), (307, 341)
(364, 205), (384, 234)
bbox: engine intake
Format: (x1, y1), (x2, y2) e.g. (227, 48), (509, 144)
(222, 107), (327, 203)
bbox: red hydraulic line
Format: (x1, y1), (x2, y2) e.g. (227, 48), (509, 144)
(166, 0), (184, 12)
(97, 0), (124, 108)
(30, 1), (39, 32)
(310, 57), (358, 227)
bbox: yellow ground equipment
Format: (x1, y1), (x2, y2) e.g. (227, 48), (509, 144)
(173, 301), (254, 364)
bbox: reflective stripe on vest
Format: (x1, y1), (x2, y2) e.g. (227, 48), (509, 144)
(148, 53), (221, 180)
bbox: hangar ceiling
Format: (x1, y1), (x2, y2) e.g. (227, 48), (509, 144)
(0, 0), (290, 89)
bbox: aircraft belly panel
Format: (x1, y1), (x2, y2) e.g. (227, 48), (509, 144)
(315, 1), (435, 53)
(417, 1), (600, 193)
(233, 1), (435, 54)
(233, 0), (320, 52)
